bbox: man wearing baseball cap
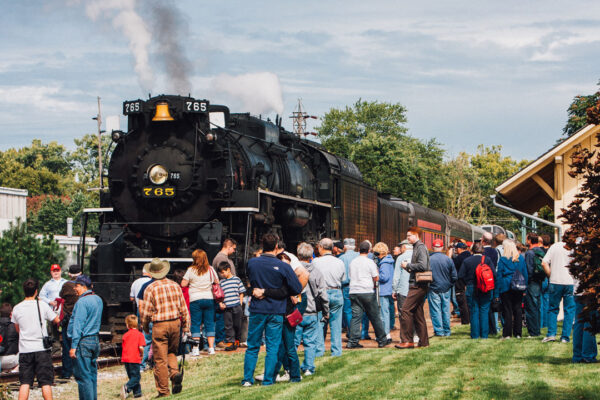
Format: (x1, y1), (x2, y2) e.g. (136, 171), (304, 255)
(428, 239), (457, 337)
(39, 264), (66, 309)
(68, 275), (103, 400)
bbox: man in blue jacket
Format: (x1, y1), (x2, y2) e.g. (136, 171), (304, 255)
(428, 239), (457, 336)
(68, 275), (103, 400)
(242, 233), (302, 387)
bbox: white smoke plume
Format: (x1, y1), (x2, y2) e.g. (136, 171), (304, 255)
(84, 0), (154, 91)
(210, 72), (284, 115)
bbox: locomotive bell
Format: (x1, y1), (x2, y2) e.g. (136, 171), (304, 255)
(152, 102), (174, 121)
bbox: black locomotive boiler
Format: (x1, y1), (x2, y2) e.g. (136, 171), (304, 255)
(83, 94), (485, 336)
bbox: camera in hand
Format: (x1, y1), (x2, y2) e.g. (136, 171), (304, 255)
(181, 335), (202, 347)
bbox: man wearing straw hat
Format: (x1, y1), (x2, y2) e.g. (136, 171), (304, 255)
(139, 258), (190, 397)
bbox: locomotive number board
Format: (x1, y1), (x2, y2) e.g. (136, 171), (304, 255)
(183, 100), (208, 113)
(142, 187), (176, 198)
(123, 100), (144, 115)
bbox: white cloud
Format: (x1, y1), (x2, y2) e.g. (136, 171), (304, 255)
(0, 85), (88, 113)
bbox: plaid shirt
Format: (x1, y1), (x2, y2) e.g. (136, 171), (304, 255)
(140, 278), (190, 333)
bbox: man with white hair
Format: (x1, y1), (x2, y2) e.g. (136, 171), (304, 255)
(339, 238), (359, 337)
(311, 238), (346, 357)
(393, 240), (412, 323)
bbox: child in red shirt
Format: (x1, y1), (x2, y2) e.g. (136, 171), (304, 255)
(121, 315), (146, 399)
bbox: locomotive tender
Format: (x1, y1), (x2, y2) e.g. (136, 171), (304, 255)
(84, 94), (484, 333)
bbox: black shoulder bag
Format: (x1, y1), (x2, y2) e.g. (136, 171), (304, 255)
(36, 299), (54, 350)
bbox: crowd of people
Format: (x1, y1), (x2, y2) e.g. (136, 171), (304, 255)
(1, 227), (597, 398)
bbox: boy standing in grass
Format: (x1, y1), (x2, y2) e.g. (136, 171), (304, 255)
(121, 315), (146, 399)
(217, 261), (246, 351)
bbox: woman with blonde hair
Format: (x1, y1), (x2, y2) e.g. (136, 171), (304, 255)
(182, 249), (219, 355)
(496, 240), (528, 339)
(373, 242), (395, 340)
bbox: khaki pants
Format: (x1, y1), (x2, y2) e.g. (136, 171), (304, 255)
(152, 319), (181, 396)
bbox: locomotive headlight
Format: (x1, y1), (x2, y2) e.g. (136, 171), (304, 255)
(148, 164), (169, 185)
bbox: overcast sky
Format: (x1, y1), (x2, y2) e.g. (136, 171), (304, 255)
(1, 1), (599, 161)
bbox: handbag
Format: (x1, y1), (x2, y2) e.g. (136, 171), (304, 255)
(209, 268), (225, 303)
(415, 271), (433, 283)
(285, 308), (303, 328)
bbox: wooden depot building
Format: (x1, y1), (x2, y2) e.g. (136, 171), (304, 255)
(495, 124), (600, 235)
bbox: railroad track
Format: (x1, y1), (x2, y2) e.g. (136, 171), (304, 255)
(0, 343), (122, 390)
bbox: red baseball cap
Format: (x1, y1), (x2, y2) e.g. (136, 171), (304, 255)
(50, 264), (61, 271)
(432, 239), (444, 248)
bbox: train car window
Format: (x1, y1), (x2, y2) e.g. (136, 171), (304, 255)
(209, 112), (225, 129)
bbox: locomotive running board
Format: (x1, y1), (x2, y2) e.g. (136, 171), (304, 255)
(257, 188), (331, 208)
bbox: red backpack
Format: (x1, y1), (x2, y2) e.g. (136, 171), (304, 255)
(475, 255), (495, 293)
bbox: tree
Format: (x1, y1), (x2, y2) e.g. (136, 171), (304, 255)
(0, 140), (77, 196)
(563, 82), (600, 137)
(0, 219), (65, 305)
(317, 100), (447, 208)
(441, 146), (528, 226)
(560, 134), (600, 332)
(27, 192), (99, 236)
(441, 153), (483, 221)
(69, 133), (113, 186)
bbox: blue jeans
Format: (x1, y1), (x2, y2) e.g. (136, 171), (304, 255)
(573, 297), (598, 363)
(61, 318), (73, 378)
(547, 283), (575, 341)
(190, 299), (216, 337)
(342, 285), (352, 332)
(541, 279), (550, 328)
(451, 286), (459, 315)
(525, 281), (542, 336)
(141, 322), (152, 369)
(428, 289), (451, 336)
(389, 297), (396, 330)
(124, 363), (142, 397)
(73, 335), (100, 400)
(466, 285), (492, 339)
(273, 322), (301, 382)
(319, 289), (343, 356)
(380, 295), (393, 335)
(242, 313), (283, 386)
(298, 314), (319, 373)
(361, 313), (371, 339)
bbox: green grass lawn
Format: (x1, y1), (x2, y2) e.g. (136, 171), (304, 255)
(57, 325), (600, 400)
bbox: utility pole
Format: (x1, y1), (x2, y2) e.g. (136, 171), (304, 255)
(93, 97), (103, 189)
(289, 98), (317, 137)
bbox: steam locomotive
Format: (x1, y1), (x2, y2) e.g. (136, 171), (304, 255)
(82, 94), (486, 335)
